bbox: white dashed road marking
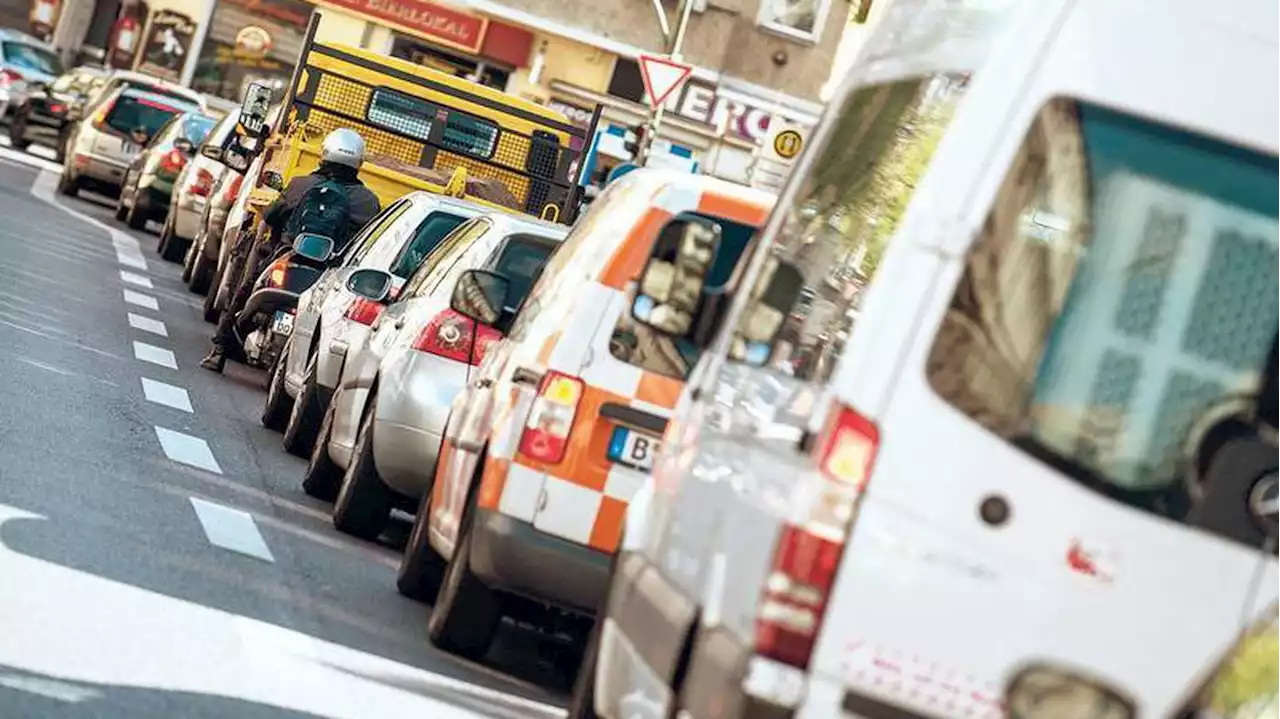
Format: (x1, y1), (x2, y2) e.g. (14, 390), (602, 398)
(116, 249), (147, 270)
(123, 289), (159, 311)
(155, 427), (222, 474)
(189, 497), (274, 562)
(140, 378), (193, 413)
(127, 312), (167, 337)
(132, 341), (177, 369)
(119, 270), (153, 288)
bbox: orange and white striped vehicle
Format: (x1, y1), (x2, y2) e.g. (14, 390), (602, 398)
(395, 168), (774, 660)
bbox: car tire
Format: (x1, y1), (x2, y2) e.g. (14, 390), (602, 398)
(282, 356), (325, 457)
(202, 264), (223, 323)
(189, 248), (213, 295)
(126, 196), (148, 231)
(397, 487), (446, 602)
(181, 235), (197, 282)
(332, 398), (397, 541)
(9, 115), (29, 150)
(262, 351), (291, 431)
(427, 490), (501, 660)
(302, 399), (342, 502)
(57, 169), (78, 198)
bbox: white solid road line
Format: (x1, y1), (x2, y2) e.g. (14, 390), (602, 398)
(132, 341), (177, 370)
(189, 497), (275, 562)
(122, 289), (159, 311)
(155, 427), (223, 474)
(119, 270), (153, 288)
(140, 378), (193, 413)
(127, 312), (168, 337)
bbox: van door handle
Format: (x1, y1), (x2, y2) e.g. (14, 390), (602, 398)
(512, 367), (542, 386)
(393, 317), (405, 330)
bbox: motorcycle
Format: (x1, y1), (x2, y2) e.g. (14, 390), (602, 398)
(235, 232), (334, 370)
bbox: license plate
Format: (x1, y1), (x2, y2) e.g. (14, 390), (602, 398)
(271, 311), (294, 335)
(122, 142), (140, 158)
(607, 426), (660, 472)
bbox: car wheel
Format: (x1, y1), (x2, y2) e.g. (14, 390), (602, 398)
(9, 115), (29, 150)
(181, 234), (197, 282)
(332, 396), (396, 541)
(262, 351), (291, 431)
(126, 194), (148, 231)
(190, 247), (213, 295)
(397, 485), (446, 602)
(159, 212), (185, 262)
(57, 169), (78, 198)
(282, 356), (325, 457)
(202, 264), (223, 323)
(427, 489), (501, 660)
(302, 399), (342, 502)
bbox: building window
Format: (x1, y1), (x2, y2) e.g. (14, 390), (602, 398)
(606, 58), (645, 104)
(757, 0), (830, 41)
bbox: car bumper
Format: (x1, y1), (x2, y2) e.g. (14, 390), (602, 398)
(70, 152), (129, 188)
(469, 509), (612, 614)
(173, 195), (206, 239)
(366, 349), (465, 495)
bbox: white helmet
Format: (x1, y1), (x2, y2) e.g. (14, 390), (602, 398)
(320, 128), (365, 169)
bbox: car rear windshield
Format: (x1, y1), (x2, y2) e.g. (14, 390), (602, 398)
(106, 96), (184, 139)
(3, 42), (62, 75)
(125, 81), (194, 106)
(389, 211), (469, 278)
(487, 235), (558, 310)
(928, 98), (1278, 521)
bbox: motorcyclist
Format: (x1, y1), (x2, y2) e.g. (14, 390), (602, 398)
(200, 128), (381, 373)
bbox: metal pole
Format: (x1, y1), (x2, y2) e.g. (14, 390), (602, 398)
(638, 0), (695, 164)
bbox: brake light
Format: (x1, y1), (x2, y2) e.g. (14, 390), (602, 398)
(224, 175), (243, 204)
(344, 297), (383, 326)
(755, 403), (879, 670)
(411, 309), (500, 366)
(518, 371), (584, 465)
(159, 148), (185, 174)
(48, 102), (66, 114)
(0, 68), (22, 88)
(267, 256), (289, 287)
(191, 168), (215, 196)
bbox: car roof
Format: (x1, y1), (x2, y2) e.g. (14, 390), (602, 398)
(107, 70), (204, 103)
(480, 210), (572, 238)
(117, 86), (201, 111)
(402, 192), (568, 233)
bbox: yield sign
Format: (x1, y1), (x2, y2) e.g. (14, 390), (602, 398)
(638, 54), (693, 109)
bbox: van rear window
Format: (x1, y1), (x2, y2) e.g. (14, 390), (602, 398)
(928, 98), (1278, 522)
(107, 96), (183, 138)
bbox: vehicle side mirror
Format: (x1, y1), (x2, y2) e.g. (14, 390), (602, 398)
(200, 144), (223, 162)
(1004, 664), (1134, 719)
(451, 269), (511, 327)
(174, 137), (194, 154)
(346, 268), (394, 303)
(238, 81), (273, 138)
(729, 258), (805, 366)
(292, 233), (334, 263)
(630, 217), (722, 339)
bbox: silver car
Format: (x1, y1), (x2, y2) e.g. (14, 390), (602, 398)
(302, 212), (568, 541)
(263, 191), (487, 455)
(56, 86), (198, 198)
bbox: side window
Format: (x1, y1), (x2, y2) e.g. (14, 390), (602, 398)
(400, 218), (491, 299)
(388, 211), (469, 279)
(343, 200), (410, 267)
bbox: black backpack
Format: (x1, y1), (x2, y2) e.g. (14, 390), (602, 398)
(285, 176), (350, 243)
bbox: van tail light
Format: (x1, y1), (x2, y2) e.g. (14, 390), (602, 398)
(0, 68), (23, 88)
(191, 168), (215, 196)
(518, 371), (585, 465)
(755, 403), (879, 670)
(223, 175), (243, 204)
(411, 309), (501, 366)
(266, 256), (289, 288)
(159, 148), (186, 174)
(344, 297), (383, 326)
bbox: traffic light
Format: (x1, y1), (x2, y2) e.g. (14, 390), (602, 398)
(624, 124), (647, 157)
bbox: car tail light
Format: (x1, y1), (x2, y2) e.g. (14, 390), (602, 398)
(191, 168), (215, 196)
(411, 309), (500, 366)
(344, 297), (383, 326)
(518, 371), (585, 465)
(223, 175), (243, 204)
(267, 256), (289, 288)
(755, 403), (879, 670)
(159, 148), (185, 174)
(48, 102), (66, 114)
(0, 68), (23, 88)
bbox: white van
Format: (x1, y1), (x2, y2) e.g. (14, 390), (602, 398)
(569, 0), (1280, 718)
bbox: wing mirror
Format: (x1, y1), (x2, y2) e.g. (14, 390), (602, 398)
(238, 81), (273, 138)
(199, 144), (222, 161)
(451, 269), (511, 327)
(346, 268), (394, 303)
(630, 217), (722, 340)
(1004, 664), (1134, 719)
(292, 233), (334, 263)
(728, 257), (805, 366)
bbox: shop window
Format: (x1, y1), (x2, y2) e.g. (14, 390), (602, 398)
(757, 0), (830, 41)
(607, 58), (645, 104)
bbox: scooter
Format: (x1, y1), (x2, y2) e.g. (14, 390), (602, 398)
(235, 232), (334, 370)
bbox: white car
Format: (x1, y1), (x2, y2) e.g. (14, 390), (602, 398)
(570, 0), (1280, 718)
(158, 109), (241, 263)
(301, 212), (568, 541)
(263, 191), (487, 455)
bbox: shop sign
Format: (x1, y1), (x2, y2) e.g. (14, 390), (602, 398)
(235, 26), (274, 57)
(138, 9), (197, 82)
(664, 79), (773, 143)
(311, 0), (487, 54)
(547, 98), (594, 129)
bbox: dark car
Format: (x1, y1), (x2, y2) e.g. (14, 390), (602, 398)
(116, 111), (217, 230)
(8, 65), (106, 161)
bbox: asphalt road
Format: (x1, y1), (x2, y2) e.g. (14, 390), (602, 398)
(0, 149), (573, 718)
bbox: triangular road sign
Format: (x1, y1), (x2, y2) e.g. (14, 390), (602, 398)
(638, 54), (693, 109)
